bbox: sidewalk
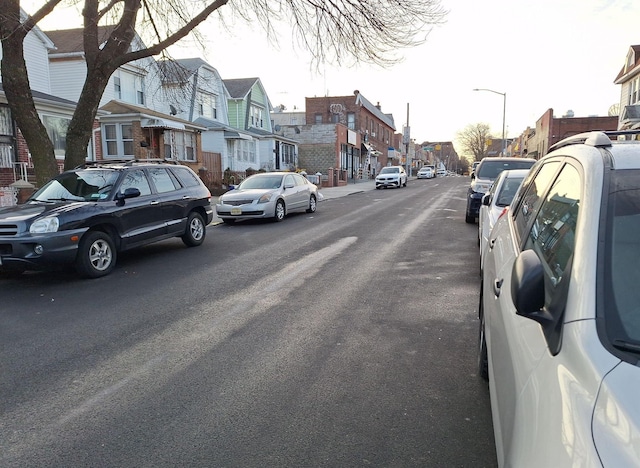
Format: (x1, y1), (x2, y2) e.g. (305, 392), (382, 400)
(209, 179), (377, 224)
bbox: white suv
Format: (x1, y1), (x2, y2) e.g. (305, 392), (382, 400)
(375, 165), (407, 189)
(479, 131), (640, 466)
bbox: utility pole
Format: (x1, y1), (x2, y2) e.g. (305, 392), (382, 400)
(404, 103), (410, 176)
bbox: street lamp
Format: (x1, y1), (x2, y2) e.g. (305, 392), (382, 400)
(473, 88), (506, 156)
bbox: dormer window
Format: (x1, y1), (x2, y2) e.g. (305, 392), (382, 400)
(626, 49), (635, 73)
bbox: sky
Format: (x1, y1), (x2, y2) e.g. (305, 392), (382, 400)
(24, 0), (640, 146)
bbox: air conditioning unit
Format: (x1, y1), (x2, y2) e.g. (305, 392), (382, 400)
(371, 132), (376, 138)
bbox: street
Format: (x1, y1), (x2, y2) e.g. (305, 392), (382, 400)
(0, 176), (497, 467)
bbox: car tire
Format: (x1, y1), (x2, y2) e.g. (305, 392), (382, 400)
(182, 211), (206, 247)
(478, 286), (489, 381)
(75, 230), (116, 278)
(306, 195), (317, 213)
(403, 179), (407, 187)
(274, 200), (285, 222)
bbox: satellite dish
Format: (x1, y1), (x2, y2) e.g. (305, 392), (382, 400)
(608, 103), (620, 117)
(169, 104), (177, 115)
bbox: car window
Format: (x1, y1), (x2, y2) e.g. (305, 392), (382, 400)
(514, 161), (561, 240)
(172, 166), (201, 188)
(605, 170), (640, 343)
(523, 163), (581, 288)
(496, 177), (524, 207)
(477, 160), (534, 179)
(239, 175), (283, 189)
(293, 174), (307, 186)
(118, 169), (152, 196)
(148, 167), (178, 193)
(380, 167), (399, 174)
(284, 174), (295, 186)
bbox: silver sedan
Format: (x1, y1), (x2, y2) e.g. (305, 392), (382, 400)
(216, 172), (318, 223)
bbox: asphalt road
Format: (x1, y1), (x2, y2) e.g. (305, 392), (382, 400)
(0, 176), (497, 467)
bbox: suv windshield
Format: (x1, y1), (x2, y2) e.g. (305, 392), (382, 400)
(380, 167), (399, 174)
(477, 160), (534, 180)
(605, 169), (640, 346)
(30, 169), (120, 202)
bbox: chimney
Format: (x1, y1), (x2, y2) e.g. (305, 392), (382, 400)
(376, 102), (381, 110)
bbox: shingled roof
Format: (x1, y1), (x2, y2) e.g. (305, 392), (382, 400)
(45, 26), (118, 56)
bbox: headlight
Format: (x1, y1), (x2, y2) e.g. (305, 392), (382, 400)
(258, 193), (273, 204)
(30, 216), (60, 233)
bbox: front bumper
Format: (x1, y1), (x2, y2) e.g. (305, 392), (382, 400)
(0, 227), (89, 271)
(376, 178), (401, 188)
(216, 200), (274, 220)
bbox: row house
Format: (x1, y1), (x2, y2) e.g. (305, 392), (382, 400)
(509, 109), (618, 160)
(615, 45), (640, 130)
(272, 90), (397, 185)
(1, 18), (298, 206)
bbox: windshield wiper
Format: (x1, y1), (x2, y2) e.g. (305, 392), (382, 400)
(612, 339), (640, 354)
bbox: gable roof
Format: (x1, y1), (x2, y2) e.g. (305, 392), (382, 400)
(614, 45), (640, 84)
(223, 78), (260, 99)
(158, 57), (219, 84)
(45, 26), (118, 56)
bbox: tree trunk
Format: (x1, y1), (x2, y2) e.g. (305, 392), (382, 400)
(1, 19), (58, 187)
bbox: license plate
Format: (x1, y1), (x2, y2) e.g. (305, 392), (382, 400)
(230, 207), (242, 215)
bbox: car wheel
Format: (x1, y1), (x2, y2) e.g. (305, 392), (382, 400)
(306, 194), (317, 213)
(182, 212), (206, 247)
(75, 230), (116, 278)
(478, 285), (489, 381)
(274, 200), (286, 222)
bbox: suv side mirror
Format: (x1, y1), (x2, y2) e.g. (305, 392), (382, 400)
(115, 187), (141, 201)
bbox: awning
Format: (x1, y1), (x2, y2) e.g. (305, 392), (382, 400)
(224, 131), (253, 141)
(141, 118), (185, 130)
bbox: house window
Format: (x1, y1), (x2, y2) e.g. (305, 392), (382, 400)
(347, 112), (355, 130)
(211, 95), (217, 119)
(315, 113), (323, 124)
(42, 115), (71, 158)
(630, 76), (640, 105)
(114, 77), (121, 99)
(281, 143), (296, 166)
(166, 131), (196, 162)
(250, 105), (264, 128)
(331, 113), (340, 123)
(103, 123), (134, 157)
(136, 76), (145, 105)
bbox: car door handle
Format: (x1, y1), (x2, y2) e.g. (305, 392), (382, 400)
(489, 238), (496, 250)
(150, 201), (160, 205)
(182, 196), (191, 200)
(493, 278), (503, 297)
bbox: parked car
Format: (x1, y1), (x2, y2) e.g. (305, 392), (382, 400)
(375, 165), (407, 189)
(436, 168), (447, 177)
(478, 130), (640, 467)
(417, 166), (434, 179)
(471, 161), (480, 176)
(477, 168), (529, 270)
(216, 172), (318, 223)
(0, 160), (213, 278)
(465, 156), (536, 223)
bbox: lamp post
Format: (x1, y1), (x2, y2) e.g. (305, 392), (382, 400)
(473, 88), (506, 156)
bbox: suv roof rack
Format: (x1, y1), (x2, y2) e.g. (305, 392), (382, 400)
(549, 129), (640, 153)
(75, 158), (180, 169)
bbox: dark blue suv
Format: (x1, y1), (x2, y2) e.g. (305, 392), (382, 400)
(465, 157), (536, 223)
(0, 160), (213, 278)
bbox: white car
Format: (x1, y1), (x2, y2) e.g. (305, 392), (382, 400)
(479, 130), (640, 467)
(478, 168), (529, 270)
(216, 172), (318, 223)
(375, 165), (407, 189)
(416, 166), (434, 179)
